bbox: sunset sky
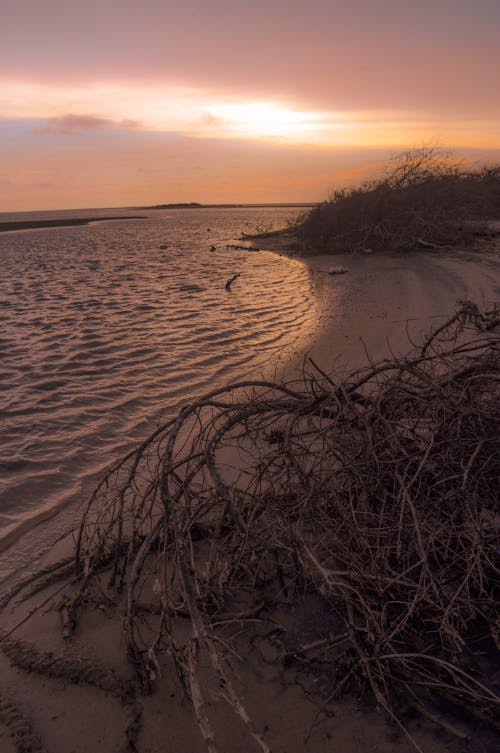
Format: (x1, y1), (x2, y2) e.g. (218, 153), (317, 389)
(1, 0), (499, 211)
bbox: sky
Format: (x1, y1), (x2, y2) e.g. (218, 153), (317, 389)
(1, 0), (499, 211)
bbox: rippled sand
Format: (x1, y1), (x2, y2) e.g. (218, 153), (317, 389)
(0, 207), (317, 569)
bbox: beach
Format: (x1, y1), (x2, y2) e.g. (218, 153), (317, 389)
(295, 248), (499, 369)
(3, 0), (500, 745)
(1, 237), (499, 753)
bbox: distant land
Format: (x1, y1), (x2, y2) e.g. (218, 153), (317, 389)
(0, 216), (147, 233)
(0, 204), (318, 233)
(146, 202), (318, 209)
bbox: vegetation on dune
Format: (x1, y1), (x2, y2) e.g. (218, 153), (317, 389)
(295, 147), (500, 254)
(2, 302), (498, 753)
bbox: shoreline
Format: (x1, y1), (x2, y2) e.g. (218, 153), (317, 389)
(264, 234), (500, 379)
(0, 241), (499, 753)
(4, 239), (497, 564)
(0, 216), (147, 233)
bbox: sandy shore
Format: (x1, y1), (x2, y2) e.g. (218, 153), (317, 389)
(269, 240), (500, 378)
(1, 242), (498, 753)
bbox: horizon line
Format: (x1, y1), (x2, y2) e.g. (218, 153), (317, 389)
(0, 201), (321, 215)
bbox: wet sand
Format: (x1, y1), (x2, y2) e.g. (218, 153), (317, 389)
(1, 241), (499, 753)
(283, 245), (500, 376)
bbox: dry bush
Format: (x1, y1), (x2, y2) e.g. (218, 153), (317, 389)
(64, 301), (499, 751)
(296, 147), (500, 253)
(5, 303), (498, 752)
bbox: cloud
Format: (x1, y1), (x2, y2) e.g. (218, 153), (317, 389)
(195, 112), (223, 127)
(34, 113), (142, 135)
(1, 79), (496, 149)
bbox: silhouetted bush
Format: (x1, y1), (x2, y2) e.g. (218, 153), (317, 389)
(297, 147), (500, 253)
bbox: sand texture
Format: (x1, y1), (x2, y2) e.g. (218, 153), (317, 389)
(1, 242), (499, 753)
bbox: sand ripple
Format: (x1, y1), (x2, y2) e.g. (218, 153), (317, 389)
(0, 208), (316, 567)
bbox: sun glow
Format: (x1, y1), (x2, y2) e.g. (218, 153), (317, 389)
(193, 101), (332, 141)
(1, 80), (499, 150)
(0, 81), (336, 143)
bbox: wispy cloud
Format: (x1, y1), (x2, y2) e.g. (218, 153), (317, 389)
(34, 113), (142, 135)
(1, 81), (499, 149)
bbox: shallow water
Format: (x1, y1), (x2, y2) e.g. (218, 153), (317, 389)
(0, 207), (318, 584)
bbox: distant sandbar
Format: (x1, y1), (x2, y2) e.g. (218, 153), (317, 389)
(0, 216), (147, 233)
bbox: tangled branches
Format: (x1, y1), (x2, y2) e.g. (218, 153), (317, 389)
(72, 302), (499, 751)
(296, 147), (500, 253)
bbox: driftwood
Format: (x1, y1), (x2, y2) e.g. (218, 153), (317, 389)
(225, 273), (241, 290)
(4, 301), (498, 752)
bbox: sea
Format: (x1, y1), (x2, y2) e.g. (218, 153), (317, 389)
(0, 206), (320, 589)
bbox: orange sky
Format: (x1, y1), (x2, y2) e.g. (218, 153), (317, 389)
(1, 0), (499, 210)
